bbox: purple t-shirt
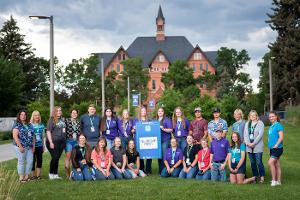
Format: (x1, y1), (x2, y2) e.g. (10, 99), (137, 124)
(160, 117), (172, 142)
(173, 118), (190, 138)
(210, 137), (230, 162)
(102, 118), (119, 140)
(118, 119), (134, 138)
(164, 147), (183, 167)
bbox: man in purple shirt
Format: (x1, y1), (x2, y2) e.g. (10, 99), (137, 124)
(210, 128), (230, 182)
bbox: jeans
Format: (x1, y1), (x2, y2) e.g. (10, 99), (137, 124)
(127, 169), (146, 178)
(14, 145), (33, 175)
(158, 140), (170, 174)
(196, 170), (211, 180)
(46, 140), (65, 174)
(179, 166), (198, 179)
(92, 167), (115, 180)
(32, 146), (43, 171)
(65, 139), (77, 152)
(111, 167), (132, 179)
(248, 152), (265, 177)
(140, 159), (152, 174)
(176, 137), (187, 152)
(72, 164), (93, 181)
(106, 139), (114, 149)
(211, 162), (227, 182)
(161, 166), (182, 178)
(121, 136), (133, 150)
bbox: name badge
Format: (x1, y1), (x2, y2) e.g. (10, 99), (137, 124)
(100, 161), (106, 168)
(36, 134), (41, 141)
(186, 158), (190, 165)
(62, 128), (66, 133)
(177, 131), (181, 136)
(28, 132), (32, 137)
(73, 133), (77, 140)
(124, 132), (128, 137)
(116, 162), (122, 168)
(91, 126), (95, 132)
(249, 134), (254, 140)
(171, 159), (174, 165)
(200, 162), (205, 168)
(106, 130), (110, 135)
(232, 158), (236, 163)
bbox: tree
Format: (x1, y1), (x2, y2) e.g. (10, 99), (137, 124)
(0, 16), (49, 103)
(266, 0), (300, 108)
(0, 57), (24, 116)
(157, 89), (184, 117)
(161, 60), (196, 91)
(121, 58), (150, 104)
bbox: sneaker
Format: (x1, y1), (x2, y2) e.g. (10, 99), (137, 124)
(49, 174), (55, 180)
(53, 174), (62, 179)
(271, 180), (277, 186)
(276, 181), (281, 186)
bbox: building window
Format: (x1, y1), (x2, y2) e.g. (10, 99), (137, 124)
(158, 54), (165, 62)
(193, 64), (197, 71)
(117, 64), (120, 73)
(200, 64), (203, 71)
(118, 54), (122, 60)
(111, 64), (114, 72)
(194, 52), (202, 60)
(123, 65), (126, 71)
(206, 64), (209, 71)
(122, 54), (126, 60)
(152, 80), (156, 90)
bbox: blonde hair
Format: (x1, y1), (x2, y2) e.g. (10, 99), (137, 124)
(137, 106), (148, 121)
(122, 109), (130, 120)
(51, 106), (62, 124)
(172, 107), (186, 129)
(30, 110), (41, 124)
(234, 108), (244, 119)
(248, 110), (259, 121)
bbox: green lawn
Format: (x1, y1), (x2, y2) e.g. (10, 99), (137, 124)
(1, 123), (300, 200)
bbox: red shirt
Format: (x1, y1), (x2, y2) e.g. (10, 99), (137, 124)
(197, 148), (210, 170)
(91, 149), (112, 169)
(189, 118), (208, 142)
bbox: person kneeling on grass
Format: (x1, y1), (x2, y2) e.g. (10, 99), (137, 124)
(210, 128), (230, 182)
(110, 137), (132, 179)
(179, 135), (200, 179)
(161, 137), (183, 178)
(91, 137), (115, 180)
(70, 134), (93, 181)
(126, 139), (146, 178)
(196, 139), (211, 180)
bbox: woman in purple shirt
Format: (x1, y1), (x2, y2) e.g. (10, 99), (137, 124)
(161, 138), (183, 178)
(100, 108), (119, 149)
(156, 107), (173, 175)
(118, 109), (134, 149)
(172, 107), (190, 151)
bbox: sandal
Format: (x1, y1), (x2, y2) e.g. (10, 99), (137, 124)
(19, 179), (27, 183)
(30, 176), (37, 180)
(36, 176), (41, 180)
(260, 177), (265, 183)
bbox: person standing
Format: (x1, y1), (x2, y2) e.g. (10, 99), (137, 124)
(80, 104), (101, 147)
(207, 107), (228, 141)
(30, 110), (45, 180)
(268, 111), (284, 186)
(100, 108), (119, 149)
(244, 110), (265, 183)
(232, 109), (246, 142)
(118, 109), (134, 149)
(46, 106), (66, 180)
(64, 109), (81, 178)
(189, 107), (208, 144)
(172, 107), (190, 151)
(12, 110), (35, 183)
(156, 107), (173, 175)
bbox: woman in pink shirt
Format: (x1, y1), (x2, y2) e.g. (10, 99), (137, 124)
(91, 137), (115, 180)
(196, 139), (211, 180)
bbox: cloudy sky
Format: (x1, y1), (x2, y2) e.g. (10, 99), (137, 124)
(0, 0), (276, 91)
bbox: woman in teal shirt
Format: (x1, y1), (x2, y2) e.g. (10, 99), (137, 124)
(268, 111), (284, 187)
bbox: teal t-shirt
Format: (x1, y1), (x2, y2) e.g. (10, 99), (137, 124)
(32, 123), (45, 147)
(230, 143), (246, 163)
(268, 122), (284, 149)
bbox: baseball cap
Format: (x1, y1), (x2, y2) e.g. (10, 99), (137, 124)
(216, 128), (222, 132)
(194, 107), (202, 112)
(212, 107), (221, 113)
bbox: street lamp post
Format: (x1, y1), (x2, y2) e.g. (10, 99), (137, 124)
(101, 58), (105, 116)
(269, 57), (275, 111)
(119, 73), (130, 112)
(29, 15), (54, 116)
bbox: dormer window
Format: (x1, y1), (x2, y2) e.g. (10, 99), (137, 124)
(158, 54), (165, 62)
(194, 52), (202, 60)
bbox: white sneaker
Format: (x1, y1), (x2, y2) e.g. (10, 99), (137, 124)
(53, 174), (62, 179)
(49, 174), (55, 180)
(276, 181), (281, 186)
(271, 180), (277, 186)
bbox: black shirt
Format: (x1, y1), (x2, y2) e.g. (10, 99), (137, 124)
(183, 144), (202, 166)
(126, 150), (140, 164)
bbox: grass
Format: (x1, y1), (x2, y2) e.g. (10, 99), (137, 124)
(1, 123), (300, 200)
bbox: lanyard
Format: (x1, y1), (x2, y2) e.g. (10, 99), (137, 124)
(172, 149), (176, 160)
(177, 121), (182, 130)
(71, 120), (77, 130)
(124, 121), (129, 133)
(249, 122), (257, 134)
(106, 119), (111, 130)
(232, 146), (238, 158)
(79, 147), (85, 158)
(89, 116), (94, 127)
(201, 149), (208, 162)
(186, 145), (193, 158)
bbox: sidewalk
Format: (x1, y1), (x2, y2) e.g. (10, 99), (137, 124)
(0, 143), (16, 162)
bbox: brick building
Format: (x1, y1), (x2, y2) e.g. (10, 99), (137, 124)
(94, 5), (217, 108)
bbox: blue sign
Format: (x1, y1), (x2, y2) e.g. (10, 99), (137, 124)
(135, 121), (162, 159)
(149, 99), (155, 109)
(132, 95), (139, 107)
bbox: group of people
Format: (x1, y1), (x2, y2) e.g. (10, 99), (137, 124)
(12, 104), (284, 186)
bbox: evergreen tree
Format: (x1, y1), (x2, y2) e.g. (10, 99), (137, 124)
(266, 0), (300, 108)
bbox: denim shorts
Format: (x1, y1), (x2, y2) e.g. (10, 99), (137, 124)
(270, 148), (283, 159)
(230, 161), (246, 174)
(65, 139), (78, 152)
